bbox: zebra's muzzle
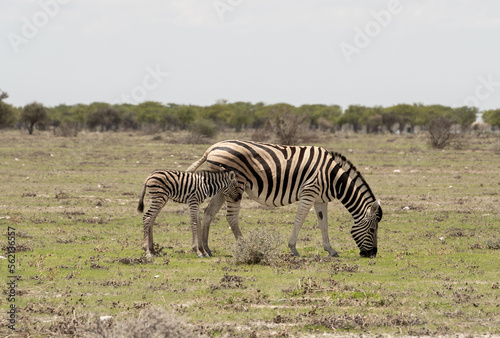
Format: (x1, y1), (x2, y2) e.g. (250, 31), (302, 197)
(360, 247), (377, 258)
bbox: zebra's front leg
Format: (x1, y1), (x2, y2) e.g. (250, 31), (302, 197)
(288, 197), (315, 256)
(189, 202), (204, 258)
(200, 192), (225, 257)
(314, 202), (339, 257)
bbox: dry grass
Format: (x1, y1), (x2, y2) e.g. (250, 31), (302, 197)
(231, 229), (282, 265)
(1, 130), (499, 337)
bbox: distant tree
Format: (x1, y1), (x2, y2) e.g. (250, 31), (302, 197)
(0, 90), (17, 129)
(133, 101), (164, 127)
(340, 105), (370, 132)
(383, 104), (419, 133)
(453, 106), (478, 131)
(366, 114), (383, 134)
(20, 101), (47, 134)
(482, 109), (500, 128)
(364, 106), (383, 133)
(227, 102), (255, 132)
(202, 101), (232, 126)
(68, 104), (91, 128)
(420, 105), (454, 127)
(120, 110), (140, 130)
(298, 104), (342, 131)
(87, 107), (121, 131)
(251, 102), (269, 129)
(173, 105), (197, 130)
(451, 106), (477, 131)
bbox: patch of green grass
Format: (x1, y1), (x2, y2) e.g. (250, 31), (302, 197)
(1, 130), (499, 336)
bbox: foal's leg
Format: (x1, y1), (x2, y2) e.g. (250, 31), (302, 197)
(142, 195), (167, 257)
(188, 201), (203, 258)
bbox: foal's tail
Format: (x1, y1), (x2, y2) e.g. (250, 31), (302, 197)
(137, 182), (147, 213)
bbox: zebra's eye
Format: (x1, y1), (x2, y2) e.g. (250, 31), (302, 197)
(369, 228), (375, 234)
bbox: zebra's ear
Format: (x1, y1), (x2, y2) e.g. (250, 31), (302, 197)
(370, 200), (382, 222)
(367, 200), (380, 216)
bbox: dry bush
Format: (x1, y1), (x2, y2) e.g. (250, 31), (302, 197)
(267, 105), (307, 145)
(81, 306), (207, 337)
(232, 229), (281, 265)
(53, 122), (79, 137)
(250, 127), (271, 142)
(427, 116), (458, 149)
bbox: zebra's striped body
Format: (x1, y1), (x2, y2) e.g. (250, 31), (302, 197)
(187, 140), (382, 258)
(138, 169), (241, 257)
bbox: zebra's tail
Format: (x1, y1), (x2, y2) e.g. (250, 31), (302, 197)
(137, 183), (147, 213)
(186, 151), (209, 172)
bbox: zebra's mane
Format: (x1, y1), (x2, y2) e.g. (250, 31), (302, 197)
(330, 151), (376, 202)
(195, 170), (224, 177)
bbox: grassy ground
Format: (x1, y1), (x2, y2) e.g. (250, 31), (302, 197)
(1, 129), (499, 337)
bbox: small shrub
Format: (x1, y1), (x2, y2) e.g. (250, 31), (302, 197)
(267, 105), (306, 145)
(81, 306), (207, 337)
(427, 116), (458, 149)
(232, 229), (281, 265)
(189, 118), (218, 138)
(485, 238), (500, 250)
(54, 122), (79, 137)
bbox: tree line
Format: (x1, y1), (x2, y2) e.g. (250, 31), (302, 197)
(1, 90), (500, 137)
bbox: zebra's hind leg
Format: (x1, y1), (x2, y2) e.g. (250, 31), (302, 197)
(288, 197), (315, 256)
(200, 192), (225, 257)
(142, 195), (167, 257)
(314, 202), (339, 257)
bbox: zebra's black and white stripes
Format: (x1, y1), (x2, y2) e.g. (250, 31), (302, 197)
(137, 169), (241, 257)
(187, 140), (382, 258)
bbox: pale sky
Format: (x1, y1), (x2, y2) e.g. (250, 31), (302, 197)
(1, 0), (500, 111)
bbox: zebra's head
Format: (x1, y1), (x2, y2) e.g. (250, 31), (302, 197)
(351, 200), (382, 258)
(221, 171), (242, 203)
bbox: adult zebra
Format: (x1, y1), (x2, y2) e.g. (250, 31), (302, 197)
(187, 140), (383, 258)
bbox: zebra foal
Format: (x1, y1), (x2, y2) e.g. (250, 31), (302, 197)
(137, 169), (241, 257)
